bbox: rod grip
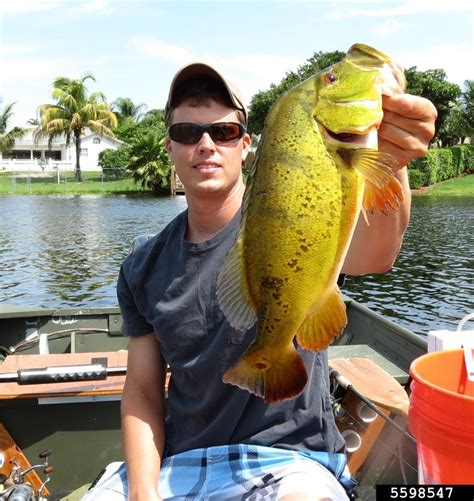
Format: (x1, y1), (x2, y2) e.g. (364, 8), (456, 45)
(17, 364), (108, 384)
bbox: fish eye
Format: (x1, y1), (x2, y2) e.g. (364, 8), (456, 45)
(323, 72), (337, 85)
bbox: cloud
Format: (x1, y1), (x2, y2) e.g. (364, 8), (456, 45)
(0, 0), (65, 14)
(127, 36), (300, 101)
(0, 0), (114, 16)
(128, 37), (195, 64)
(0, 43), (40, 57)
(394, 43), (473, 85)
(327, 0), (473, 19)
(374, 19), (404, 37)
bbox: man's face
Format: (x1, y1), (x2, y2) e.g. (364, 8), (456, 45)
(165, 100), (251, 199)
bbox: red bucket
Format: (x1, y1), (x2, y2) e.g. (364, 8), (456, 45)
(408, 349), (474, 484)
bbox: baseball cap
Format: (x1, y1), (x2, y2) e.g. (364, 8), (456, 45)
(164, 62), (248, 126)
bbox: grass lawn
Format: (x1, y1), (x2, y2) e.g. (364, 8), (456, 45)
(412, 174), (474, 196)
(0, 170), (151, 195)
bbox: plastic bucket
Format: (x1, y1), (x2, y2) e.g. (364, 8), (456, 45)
(408, 349), (474, 484)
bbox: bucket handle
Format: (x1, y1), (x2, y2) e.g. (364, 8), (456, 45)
(456, 313), (474, 332)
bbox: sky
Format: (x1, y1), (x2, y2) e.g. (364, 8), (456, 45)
(1, 0), (473, 128)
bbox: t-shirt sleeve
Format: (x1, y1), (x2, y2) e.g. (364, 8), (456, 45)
(117, 263), (153, 337)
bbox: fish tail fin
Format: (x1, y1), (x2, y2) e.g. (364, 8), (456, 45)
(223, 343), (307, 403)
(296, 288), (347, 350)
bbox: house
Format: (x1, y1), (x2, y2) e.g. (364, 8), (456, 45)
(0, 128), (124, 172)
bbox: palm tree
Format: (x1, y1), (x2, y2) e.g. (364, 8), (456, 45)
(111, 97), (147, 125)
(0, 101), (27, 154)
(38, 74), (118, 181)
(126, 127), (171, 193)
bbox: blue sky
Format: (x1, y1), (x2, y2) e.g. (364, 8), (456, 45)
(1, 0), (473, 128)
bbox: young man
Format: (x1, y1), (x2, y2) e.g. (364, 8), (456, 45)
(83, 62), (436, 500)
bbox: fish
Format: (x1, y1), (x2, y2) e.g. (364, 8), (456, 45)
(217, 44), (405, 403)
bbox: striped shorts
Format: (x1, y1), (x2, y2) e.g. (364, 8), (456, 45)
(81, 444), (355, 500)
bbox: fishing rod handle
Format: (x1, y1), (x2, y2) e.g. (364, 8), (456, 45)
(17, 363), (108, 385)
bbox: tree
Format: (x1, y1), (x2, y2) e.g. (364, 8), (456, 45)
(38, 74), (118, 181)
(126, 124), (171, 194)
(405, 68), (461, 146)
(248, 50), (345, 135)
(111, 97), (147, 125)
(0, 101), (27, 154)
(459, 79), (474, 140)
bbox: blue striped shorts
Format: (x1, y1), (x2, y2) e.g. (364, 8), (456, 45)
(81, 444), (356, 500)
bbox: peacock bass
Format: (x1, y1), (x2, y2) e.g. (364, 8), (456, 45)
(217, 44), (405, 403)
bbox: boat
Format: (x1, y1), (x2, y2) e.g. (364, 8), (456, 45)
(0, 298), (427, 500)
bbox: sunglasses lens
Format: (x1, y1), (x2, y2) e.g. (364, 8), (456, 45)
(169, 123), (245, 144)
(210, 123), (243, 142)
(169, 124), (202, 145)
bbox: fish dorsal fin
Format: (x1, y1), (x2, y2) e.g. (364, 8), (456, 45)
(338, 148), (404, 215)
(295, 287), (347, 351)
(242, 132), (264, 215)
(216, 234), (257, 331)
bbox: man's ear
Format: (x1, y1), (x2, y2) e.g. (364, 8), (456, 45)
(165, 137), (172, 155)
(241, 133), (252, 160)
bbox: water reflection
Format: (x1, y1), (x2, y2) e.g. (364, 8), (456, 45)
(0, 194), (472, 336)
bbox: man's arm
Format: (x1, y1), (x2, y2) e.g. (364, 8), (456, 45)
(122, 333), (167, 501)
(342, 93), (437, 275)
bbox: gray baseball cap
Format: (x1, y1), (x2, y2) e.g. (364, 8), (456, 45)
(164, 62), (248, 125)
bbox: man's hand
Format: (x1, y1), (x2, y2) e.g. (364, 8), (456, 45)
(379, 93), (438, 169)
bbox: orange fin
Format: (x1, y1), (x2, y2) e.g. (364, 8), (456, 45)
(363, 177), (404, 215)
(338, 148), (404, 216)
(295, 288), (347, 351)
(223, 343), (307, 403)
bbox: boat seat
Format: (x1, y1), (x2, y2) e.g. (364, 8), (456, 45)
(0, 352), (128, 400)
(328, 343), (410, 384)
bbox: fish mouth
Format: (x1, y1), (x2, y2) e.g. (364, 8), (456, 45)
(324, 129), (369, 144)
(319, 124), (378, 149)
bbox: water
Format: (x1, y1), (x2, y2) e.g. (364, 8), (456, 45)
(0, 194), (472, 336)
(0, 195), (187, 307)
(344, 196), (474, 335)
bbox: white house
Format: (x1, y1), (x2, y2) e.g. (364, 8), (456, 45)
(0, 128), (124, 172)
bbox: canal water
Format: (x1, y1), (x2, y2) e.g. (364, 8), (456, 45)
(0, 194), (472, 337)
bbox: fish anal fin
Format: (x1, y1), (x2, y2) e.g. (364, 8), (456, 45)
(223, 343), (308, 404)
(296, 288), (347, 351)
(217, 236), (257, 331)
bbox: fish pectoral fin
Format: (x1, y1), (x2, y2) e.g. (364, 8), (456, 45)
(222, 343), (308, 404)
(295, 288), (347, 351)
(363, 177), (404, 215)
(216, 236), (257, 331)
(339, 148), (405, 215)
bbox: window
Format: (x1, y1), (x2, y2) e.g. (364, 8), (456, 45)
(93, 137), (101, 144)
(80, 148), (88, 157)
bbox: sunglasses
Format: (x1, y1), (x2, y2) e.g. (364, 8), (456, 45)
(168, 122), (246, 145)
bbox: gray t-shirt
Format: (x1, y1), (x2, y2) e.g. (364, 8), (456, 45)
(117, 209), (345, 457)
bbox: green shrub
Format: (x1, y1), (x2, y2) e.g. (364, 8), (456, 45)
(450, 146), (464, 176)
(408, 169), (425, 189)
(408, 144), (474, 187)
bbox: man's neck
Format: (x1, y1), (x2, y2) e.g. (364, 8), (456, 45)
(185, 184), (245, 243)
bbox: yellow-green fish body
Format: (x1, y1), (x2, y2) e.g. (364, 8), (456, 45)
(217, 44), (404, 403)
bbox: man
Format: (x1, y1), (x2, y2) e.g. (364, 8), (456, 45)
(83, 61), (436, 500)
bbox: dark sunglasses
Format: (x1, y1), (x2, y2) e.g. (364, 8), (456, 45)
(168, 122), (246, 145)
